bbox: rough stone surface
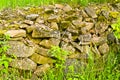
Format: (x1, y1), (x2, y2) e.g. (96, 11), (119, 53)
(10, 58), (37, 70)
(32, 27), (60, 38)
(39, 38), (60, 48)
(34, 64), (50, 77)
(84, 7), (97, 18)
(98, 43), (109, 55)
(26, 14), (39, 20)
(5, 29), (26, 38)
(7, 41), (35, 57)
(34, 45), (48, 56)
(30, 53), (54, 64)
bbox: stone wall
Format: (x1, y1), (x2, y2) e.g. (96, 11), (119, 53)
(0, 3), (120, 79)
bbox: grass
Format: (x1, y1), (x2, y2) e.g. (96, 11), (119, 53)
(42, 46), (120, 80)
(0, 0), (119, 10)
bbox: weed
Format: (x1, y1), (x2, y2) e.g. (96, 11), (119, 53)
(0, 34), (12, 78)
(111, 17), (120, 39)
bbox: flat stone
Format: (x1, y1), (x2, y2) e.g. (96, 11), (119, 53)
(78, 33), (92, 42)
(34, 64), (50, 77)
(91, 36), (107, 46)
(39, 38), (60, 49)
(70, 41), (83, 52)
(98, 43), (109, 55)
(26, 14), (39, 20)
(63, 4), (72, 12)
(68, 53), (88, 60)
(5, 29), (26, 38)
(61, 43), (76, 54)
(36, 17), (44, 24)
(44, 8), (54, 14)
(55, 4), (64, 9)
(32, 27), (60, 38)
(72, 19), (83, 28)
(19, 24), (29, 28)
(30, 53), (54, 64)
(34, 45), (48, 56)
(7, 41), (35, 57)
(10, 58), (37, 70)
(84, 7), (97, 18)
(48, 15), (61, 22)
(81, 22), (94, 34)
(24, 20), (34, 25)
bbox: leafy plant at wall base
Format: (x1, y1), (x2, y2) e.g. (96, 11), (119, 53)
(48, 46), (69, 61)
(111, 17), (120, 39)
(0, 34), (12, 74)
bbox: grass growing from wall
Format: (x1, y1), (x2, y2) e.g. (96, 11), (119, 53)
(0, 0), (119, 9)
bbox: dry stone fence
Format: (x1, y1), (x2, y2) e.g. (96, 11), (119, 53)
(0, 3), (120, 79)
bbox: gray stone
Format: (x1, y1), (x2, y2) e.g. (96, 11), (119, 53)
(7, 41), (35, 57)
(10, 58), (37, 70)
(98, 43), (109, 55)
(78, 33), (92, 42)
(84, 7), (97, 18)
(70, 41), (83, 52)
(5, 29), (26, 38)
(26, 14), (39, 20)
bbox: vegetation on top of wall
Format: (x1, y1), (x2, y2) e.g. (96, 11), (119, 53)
(0, 0), (120, 9)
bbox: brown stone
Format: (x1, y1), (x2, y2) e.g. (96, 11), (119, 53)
(98, 43), (109, 55)
(30, 53), (55, 64)
(5, 29), (26, 38)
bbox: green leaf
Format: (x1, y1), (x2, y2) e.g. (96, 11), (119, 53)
(3, 61), (9, 69)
